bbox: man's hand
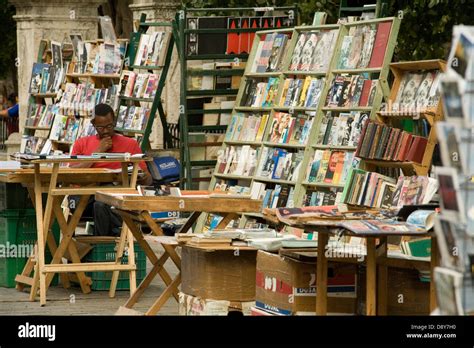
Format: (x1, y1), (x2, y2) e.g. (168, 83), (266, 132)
(137, 171), (153, 186)
(96, 136), (113, 153)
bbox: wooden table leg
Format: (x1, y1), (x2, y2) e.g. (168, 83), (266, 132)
(109, 222), (131, 298)
(142, 212), (181, 268)
(110, 161), (139, 297)
(377, 236), (388, 316)
(316, 232), (328, 315)
(176, 211), (201, 234)
(120, 213), (179, 305)
(366, 237), (377, 316)
(215, 213), (238, 230)
(145, 273), (181, 316)
(430, 236), (439, 312)
(49, 195), (91, 293)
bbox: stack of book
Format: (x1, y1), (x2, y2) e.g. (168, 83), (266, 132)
(216, 145), (259, 177)
(49, 115), (81, 143)
(355, 120), (429, 164)
(266, 112), (313, 145)
(69, 41), (125, 75)
(306, 150), (355, 185)
(288, 30), (338, 72)
(303, 187), (343, 206)
(116, 106), (151, 132)
(29, 63), (65, 94)
(133, 31), (170, 67)
(255, 183), (295, 209)
(256, 147), (304, 182)
(240, 78), (280, 107)
(337, 21), (391, 69)
(59, 82), (119, 116)
(251, 32), (290, 73)
(279, 77), (325, 108)
(225, 113), (269, 142)
(316, 111), (369, 147)
(341, 169), (438, 208)
(118, 71), (159, 99)
(25, 104), (58, 128)
(325, 74), (378, 108)
(389, 70), (441, 111)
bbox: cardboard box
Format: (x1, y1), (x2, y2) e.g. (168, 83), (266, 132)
(181, 246), (257, 301)
(179, 292), (254, 316)
(255, 250), (357, 315)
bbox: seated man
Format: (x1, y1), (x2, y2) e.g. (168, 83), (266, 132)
(70, 103), (152, 236)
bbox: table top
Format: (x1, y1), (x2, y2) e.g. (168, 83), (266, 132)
(0, 168), (123, 184)
(95, 191), (263, 213)
(30, 157), (150, 164)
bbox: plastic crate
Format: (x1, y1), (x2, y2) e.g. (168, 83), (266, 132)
(0, 209), (59, 288)
(0, 183), (33, 211)
(84, 242), (147, 291)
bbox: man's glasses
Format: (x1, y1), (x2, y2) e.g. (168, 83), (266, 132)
(94, 124), (115, 131)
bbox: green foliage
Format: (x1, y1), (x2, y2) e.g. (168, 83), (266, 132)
(0, 0), (16, 80)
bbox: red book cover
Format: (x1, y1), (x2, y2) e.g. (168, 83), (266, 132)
(359, 80), (372, 107)
(239, 18), (250, 54)
(368, 21), (392, 68)
(226, 18), (240, 55)
(355, 119), (370, 157)
(406, 136), (428, 164)
(399, 134), (414, 161)
(393, 131), (407, 161)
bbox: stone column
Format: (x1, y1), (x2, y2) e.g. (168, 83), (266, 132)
(129, 0), (180, 149)
(10, 0), (105, 133)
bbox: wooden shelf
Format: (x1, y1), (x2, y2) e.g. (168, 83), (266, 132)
(376, 110), (437, 125)
(245, 72), (281, 78)
(51, 140), (73, 145)
(31, 93), (57, 98)
(361, 159), (425, 169)
(213, 173), (252, 180)
(119, 96), (154, 103)
(115, 128), (145, 134)
(224, 140), (259, 146)
(129, 65), (164, 70)
(24, 126), (51, 131)
(66, 73), (121, 79)
(302, 181), (345, 188)
(332, 68), (382, 74)
(321, 107), (372, 112)
(262, 142), (306, 149)
(283, 70), (326, 76)
(254, 177), (296, 185)
(312, 144), (357, 150)
(234, 107), (273, 112)
(274, 106), (319, 112)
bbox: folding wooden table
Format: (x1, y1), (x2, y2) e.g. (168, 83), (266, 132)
(275, 219), (437, 316)
(95, 192), (262, 315)
(0, 167), (121, 296)
(10, 156), (148, 305)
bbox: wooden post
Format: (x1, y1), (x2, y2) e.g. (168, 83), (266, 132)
(316, 232), (328, 315)
(366, 237), (377, 315)
(377, 236), (388, 315)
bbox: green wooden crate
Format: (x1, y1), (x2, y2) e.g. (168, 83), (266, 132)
(84, 242), (147, 291)
(0, 183), (33, 211)
(0, 209), (59, 288)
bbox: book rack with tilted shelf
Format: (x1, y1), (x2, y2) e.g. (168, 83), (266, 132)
(193, 16), (401, 231)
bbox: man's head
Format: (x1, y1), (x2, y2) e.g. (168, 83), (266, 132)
(7, 93), (17, 107)
(92, 103), (115, 139)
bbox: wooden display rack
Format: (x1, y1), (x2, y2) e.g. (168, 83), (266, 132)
(362, 59), (446, 176)
(194, 16), (402, 231)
